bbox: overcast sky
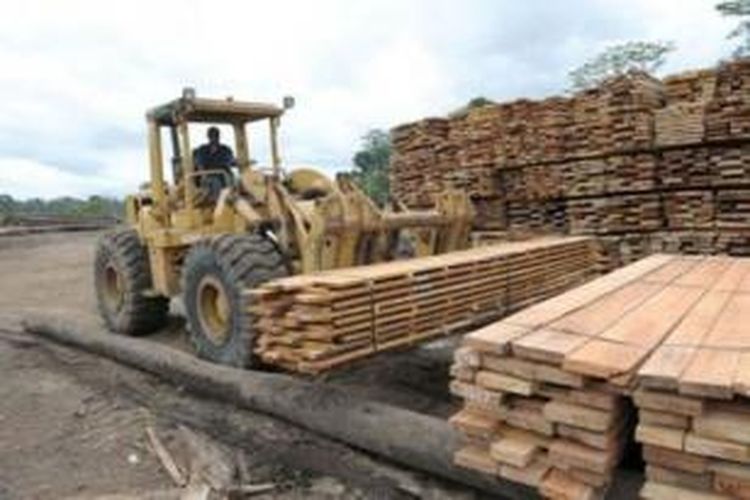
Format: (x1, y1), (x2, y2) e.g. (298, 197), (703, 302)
(0, 0), (737, 199)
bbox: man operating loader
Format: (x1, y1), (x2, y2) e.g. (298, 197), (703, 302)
(193, 126), (236, 199)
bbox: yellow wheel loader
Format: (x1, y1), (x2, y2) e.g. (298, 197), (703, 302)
(94, 89), (473, 368)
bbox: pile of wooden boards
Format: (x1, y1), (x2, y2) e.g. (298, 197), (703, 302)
(450, 253), (750, 498)
(250, 237), (596, 374)
(390, 59), (750, 272)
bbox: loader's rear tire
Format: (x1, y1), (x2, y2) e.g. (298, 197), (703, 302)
(94, 229), (169, 335)
(182, 234), (288, 368)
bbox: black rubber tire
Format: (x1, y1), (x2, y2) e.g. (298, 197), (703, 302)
(94, 229), (169, 335)
(181, 234), (288, 368)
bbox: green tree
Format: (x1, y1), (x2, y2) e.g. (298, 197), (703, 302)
(448, 96), (496, 119)
(717, 1), (750, 58)
(568, 41), (675, 92)
(351, 129), (391, 205)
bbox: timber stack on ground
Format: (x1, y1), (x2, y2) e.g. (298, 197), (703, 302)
(390, 59), (750, 271)
(449, 253), (750, 499)
(251, 236), (596, 374)
(636, 256), (750, 498)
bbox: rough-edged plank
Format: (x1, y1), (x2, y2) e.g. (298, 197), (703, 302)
(453, 446), (497, 476)
(636, 424), (686, 451)
(733, 351), (750, 397)
(685, 433), (750, 463)
(639, 409), (691, 430)
(481, 354), (585, 388)
(639, 345), (696, 392)
(490, 435), (540, 468)
(511, 329), (588, 365)
(633, 389), (704, 416)
(549, 281), (663, 337)
(693, 409), (750, 445)
(679, 349), (740, 400)
(463, 323), (529, 355)
(540, 468), (599, 500)
(543, 401), (616, 433)
(563, 339), (649, 380)
(548, 439), (619, 474)
(499, 456), (551, 488)
(640, 481), (730, 500)
(475, 371), (536, 396)
(599, 285), (705, 347)
(505, 254), (674, 329)
(642, 445), (708, 475)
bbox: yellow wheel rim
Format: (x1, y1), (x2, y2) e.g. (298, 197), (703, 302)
(197, 276), (231, 345)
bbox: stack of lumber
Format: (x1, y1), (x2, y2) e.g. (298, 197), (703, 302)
(716, 190), (750, 229)
(663, 191), (716, 230)
(706, 59), (750, 141)
(389, 59), (750, 272)
(602, 72), (665, 152)
(655, 69), (716, 147)
(651, 231), (718, 256)
(451, 254), (750, 498)
(252, 237), (596, 374)
(390, 118), (455, 207)
(660, 145), (750, 188)
(567, 195), (661, 235)
(451, 105), (503, 170)
(655, 103), (705, 146)
(635, 255), (750, 498)
(716, 232), (750, 256)
(506, 200), (568, 234)
(451, 255), (678, 497)
(499, 98), (572, 167)
(560, 159), (608, 198)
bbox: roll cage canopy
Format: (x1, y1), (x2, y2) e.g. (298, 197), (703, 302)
(147, 91), (285, 126)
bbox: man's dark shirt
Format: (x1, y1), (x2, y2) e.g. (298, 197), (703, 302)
(193, 143), (235, 171)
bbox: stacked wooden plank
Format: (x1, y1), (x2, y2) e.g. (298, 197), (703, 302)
(716, 190), (750, 229)
(451, 105), (503, 170)
(451, 254), (750, 498)
(651, 231), (718, 256)
(506, 200), (568, 234)
(499, 98), (573, 167)
(655, 69), (716, 147)
(706, 59), (750, 141)
(664, 191), (716, 230)
(450, 255), (686, 497)
(389, 60), (750, 271)
(390, 118), (455, 207)
(660, 145), (750, 189)
(635, 256), (750, 498)
(252, 237), (596, 374)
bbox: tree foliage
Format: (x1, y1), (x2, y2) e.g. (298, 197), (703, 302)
(351, 129), (391, 205)
(0, 194), (124, 223)
(717, 0), (750, 58)
(448, 96), (496, 119)
(568, 40), (675, 91)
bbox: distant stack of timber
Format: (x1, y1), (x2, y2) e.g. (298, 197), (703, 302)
(390, 59), (750, 272)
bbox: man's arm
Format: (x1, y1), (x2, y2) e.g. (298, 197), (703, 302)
(220, 145), (237, 167)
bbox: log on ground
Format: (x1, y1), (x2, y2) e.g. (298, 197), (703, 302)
(21, 313), (533, 499)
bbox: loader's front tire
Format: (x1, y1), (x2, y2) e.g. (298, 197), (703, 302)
(94, 229), (169, 335)
(181, 234), (287, 368)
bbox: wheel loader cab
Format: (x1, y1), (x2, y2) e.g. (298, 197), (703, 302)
(140, 89), (290, 232)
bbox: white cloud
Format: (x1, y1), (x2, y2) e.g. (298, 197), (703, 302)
(0, 157), (119, 199)
(0, 0), (741, 199)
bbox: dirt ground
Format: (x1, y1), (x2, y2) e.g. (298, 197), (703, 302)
(0, 231), (474, 499)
